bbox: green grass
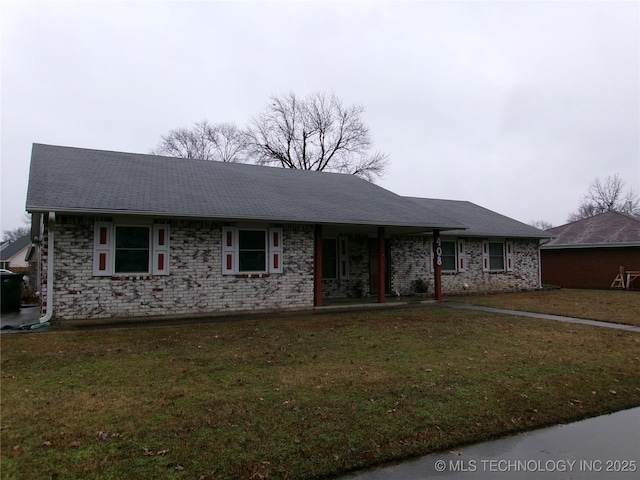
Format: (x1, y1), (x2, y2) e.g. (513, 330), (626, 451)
(2, 305), (639, 479)
(449, 288), (640, 326)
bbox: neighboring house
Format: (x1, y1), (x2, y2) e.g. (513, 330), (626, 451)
(26, 143), (551, 322)
(541, 212), (640, 289)
(0, 235), (31, 272)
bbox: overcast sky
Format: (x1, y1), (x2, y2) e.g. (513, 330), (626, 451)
(2, 0), (638, 234)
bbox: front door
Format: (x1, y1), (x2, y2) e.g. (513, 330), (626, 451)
(369, 239), (391, 295)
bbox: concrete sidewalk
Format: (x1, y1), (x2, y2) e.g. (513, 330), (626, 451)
(340, 407), (640, 479)
(442, 302), (640, 333)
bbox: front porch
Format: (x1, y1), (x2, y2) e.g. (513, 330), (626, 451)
(313, 224), (445, 307)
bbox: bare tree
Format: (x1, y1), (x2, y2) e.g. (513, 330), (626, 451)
(568, 174), (640, 222)
(246, 92), (388, 181)
(2, 214), (31, 242)
(152, 120), (248, 163)
(529, 220), (554, 230)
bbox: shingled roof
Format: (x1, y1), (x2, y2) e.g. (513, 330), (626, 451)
(542, 211), (640, 248)
(0, 235), (31, 261)
(406, 197), (552, 239)
(26, 144), (464, 232)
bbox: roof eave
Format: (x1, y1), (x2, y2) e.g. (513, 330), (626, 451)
(541, 242), (640, 249)
(26, 206), (467, 231)
(425, 229), (554, 239)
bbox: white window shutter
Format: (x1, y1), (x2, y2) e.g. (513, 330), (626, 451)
(222, 227), (236, 275)
(482, 241), (490, 272)
(152, 224), (170, 275)
(338, 236), (349, 279)
(268, 228), (283, 274)
(93, 222), (113, 276)
(505, 240), (514, 272)
(457, 239), (467, 272)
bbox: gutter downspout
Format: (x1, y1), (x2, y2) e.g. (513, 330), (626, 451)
(23, 212), (55, 329)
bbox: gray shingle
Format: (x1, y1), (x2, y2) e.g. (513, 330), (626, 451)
(405, 197), (552, 238)
(0, 235), (31, 261)
(543, 211), (640, 247)
(26, 144), (464, 231)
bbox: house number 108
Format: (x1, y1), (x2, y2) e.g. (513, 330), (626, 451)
(435, 237), (443, 266)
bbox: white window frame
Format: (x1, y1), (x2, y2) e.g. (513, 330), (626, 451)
(440, 240), (457, 272)
(482, 240), (514, 273)
(238, 229), (268, 273)
(93, 222), (170, 276)
(222, 226), (283, 275)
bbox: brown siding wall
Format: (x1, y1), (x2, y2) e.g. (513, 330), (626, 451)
(541, 247), (640, 289)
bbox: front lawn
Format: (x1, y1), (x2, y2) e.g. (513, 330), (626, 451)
(2, 306), (639, 479)
(449, 288), (640, 326)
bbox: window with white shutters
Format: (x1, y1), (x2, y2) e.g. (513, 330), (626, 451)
(93, 222), (169, 276)
(222, 227), (284, 275)
(482, 240), (510, 272)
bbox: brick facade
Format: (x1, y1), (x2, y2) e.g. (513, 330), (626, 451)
(43, 216), (314, 321)
(321, 235), (541, 298)
(41, 216), (542, 321)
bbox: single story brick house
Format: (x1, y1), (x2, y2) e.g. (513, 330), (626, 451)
(26, 144), (551, 323)
(541, 211), (640, 289)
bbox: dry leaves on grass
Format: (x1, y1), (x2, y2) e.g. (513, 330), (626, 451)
(142, 447), (169, 456)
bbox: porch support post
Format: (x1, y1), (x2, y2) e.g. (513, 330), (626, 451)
(314, 224), (323, 307)
(433, 230), (443, 301)
(377, 226), (386, 304)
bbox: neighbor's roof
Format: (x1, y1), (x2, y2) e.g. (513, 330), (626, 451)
(26, 144), (465, 232)
(0, 235), (31, 261)
(405, 197), (552, 239)
(541, 211), (640, 249)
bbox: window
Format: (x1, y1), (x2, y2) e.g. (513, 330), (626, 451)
(440, 241), (456, 271)
(115, 226), (149, 273)
(94, 222), (169, 276)
(431, 239), (465, 273)
(482, 240), (514, 272)
(321, 237), (349, 280)
(322, 239), (338, 279)
(238, 230), (267, 272)
(488, 242), (504, 271)
(222, 227), (283, 275)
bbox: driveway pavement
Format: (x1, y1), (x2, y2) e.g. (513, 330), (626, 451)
(0, 305), (45, 332)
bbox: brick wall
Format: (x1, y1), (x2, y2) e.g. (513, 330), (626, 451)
(391, 236), (541, 295)
(45, 216), (315, 321)
(322, 235), (542, 298)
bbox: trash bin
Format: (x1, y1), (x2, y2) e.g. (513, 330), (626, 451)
(1, 272), (22, 312)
